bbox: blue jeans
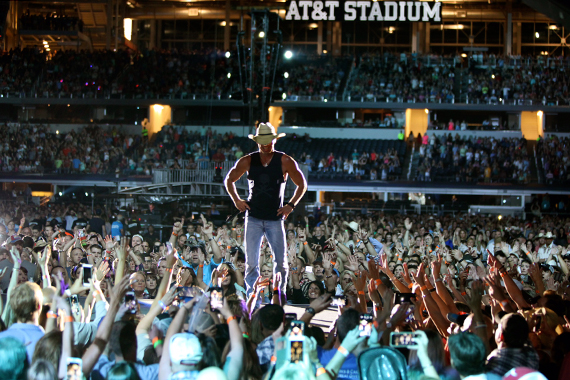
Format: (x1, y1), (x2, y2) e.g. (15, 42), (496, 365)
(244, 216), (287, 296)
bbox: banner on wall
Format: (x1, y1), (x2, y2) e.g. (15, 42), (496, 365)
(285, 1), (442, 22)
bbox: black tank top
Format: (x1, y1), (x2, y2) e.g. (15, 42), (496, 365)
(246, 151), (286, 220)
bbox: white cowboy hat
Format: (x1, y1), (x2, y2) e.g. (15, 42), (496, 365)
(545, 232), (554, 239)
(343, 221), (359, 232)
(248, 123), (285, 145)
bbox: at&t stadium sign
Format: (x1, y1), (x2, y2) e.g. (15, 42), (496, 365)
(285, 1), (442, 22)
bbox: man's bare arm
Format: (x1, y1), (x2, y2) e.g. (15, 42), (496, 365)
(282, 155), (307, 207)
(224, 156), (251, 212)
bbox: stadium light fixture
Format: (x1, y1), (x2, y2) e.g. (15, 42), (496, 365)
(535, 32), (540, 38)
(284, 72), (289, 79)
(284, 51), (293, 59)
(259, 31), (265, 38)
(227, 73), (231, 78)
(225, 51), (231, 58)
(282, 93), (286, 100)
(124, 18), (132, 41)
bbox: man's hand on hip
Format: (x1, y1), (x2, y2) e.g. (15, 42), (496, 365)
(234, 199), (250, 212)
(277, 204), (294, 219)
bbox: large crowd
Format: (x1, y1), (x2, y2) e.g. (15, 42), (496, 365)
(0, 199), (567, 380)
(347, 53), (456, 103)
(537, 135), (570, 184)
(0, 124), (146, 175)
(465, 59), (569, 106)
(345, 52), (570, 106)
(0, 124), (255, 175)
(2, 48), (569, 105)
(277, 55), (352, 100)
(414, 135), (532, 184)
(0, 48), (239, 99)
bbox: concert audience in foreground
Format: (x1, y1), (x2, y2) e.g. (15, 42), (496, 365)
(414, 135), (532, 184)
(0, 199), (567, 379)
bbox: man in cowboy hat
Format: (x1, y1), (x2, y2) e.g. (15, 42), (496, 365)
(224, 122), (307, 300)
(537, 231), (559, 265)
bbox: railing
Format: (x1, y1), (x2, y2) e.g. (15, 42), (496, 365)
(345, 95), (455, 104)
(464, 96), (565, 106)
(153, 168), (248, 187)
(0, 91), (238, 100)
(177, 161), (235, 171)
(153, 169), (215, 184)
(362, 54), (570, 70)
(282, 94), (338, 102)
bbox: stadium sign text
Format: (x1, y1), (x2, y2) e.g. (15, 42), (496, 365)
(285, 1), (442, 22)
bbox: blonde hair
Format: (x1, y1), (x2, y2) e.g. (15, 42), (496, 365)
(11, 282), (42, 323)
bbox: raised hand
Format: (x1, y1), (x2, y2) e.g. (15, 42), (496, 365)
(38, 246), (50, 271)
(69, 267), (89, 295)
(202, 222), (214, 236)
(367, 280), (382, 304)
(431, 254), (442, 279)
(412, 262), (426, 286)
(115, 237), (128, 261)
(340, 326), (366, 353)
(95, 260), (110, 281)
(367, 259), (380, 281)
(346, 255), (359, 272)
(464, 280), (484, 312)
(274, 272), (282, 292)
(10, 246), (21, 268)
(322, 252), (332, 271)
(172, 218), (184, 234)
(352, 271), (368, 293)
(104, 235), (115, 251)
(111, 275), (134, 306)
(178, 268), (191, 286)
(253, 276), (268, 294)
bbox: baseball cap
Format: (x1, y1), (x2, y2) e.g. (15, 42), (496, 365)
(503, 367), (547, 380)
(169, 333), (203, 366)
(192, 312), (215, 333)
(447, 312), (469, 326)
(10, 235), (22, 244)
